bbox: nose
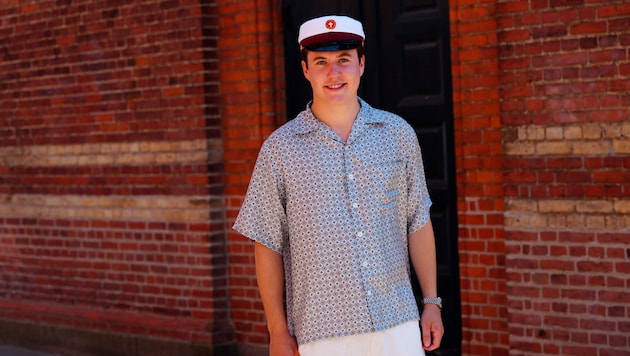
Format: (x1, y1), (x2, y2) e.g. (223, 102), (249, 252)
(328, 62), (341, 75)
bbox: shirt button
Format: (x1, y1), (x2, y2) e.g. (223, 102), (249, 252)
(357, 231), (364, 237)
(367, 291), (373, 296)
(352, 203), (359, 209)
(362, 261), (368, 267)
(348, 173), (354, 180)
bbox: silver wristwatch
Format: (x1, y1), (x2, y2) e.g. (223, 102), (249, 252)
(422, 297), (442, 309)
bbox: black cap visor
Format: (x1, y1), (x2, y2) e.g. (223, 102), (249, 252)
(303, 40), (362, 52)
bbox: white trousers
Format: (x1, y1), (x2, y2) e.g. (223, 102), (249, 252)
(298, 321), (425, 356)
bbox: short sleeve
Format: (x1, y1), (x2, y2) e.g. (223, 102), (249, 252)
(404, 125), (433, 235)
(232, 139), (288, 253)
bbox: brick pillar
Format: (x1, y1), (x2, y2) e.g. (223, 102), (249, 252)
(219, 0), (286, 349)
(449, 0), (510, 354)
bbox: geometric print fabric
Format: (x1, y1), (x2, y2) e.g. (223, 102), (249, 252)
(233, 98), (433, 345)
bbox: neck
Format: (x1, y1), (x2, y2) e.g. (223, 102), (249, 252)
(311, 98), (360, 142)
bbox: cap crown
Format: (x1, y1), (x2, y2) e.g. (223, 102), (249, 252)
(298, 15), (365, 49)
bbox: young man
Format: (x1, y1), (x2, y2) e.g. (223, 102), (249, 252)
(233, 15), (444, 356)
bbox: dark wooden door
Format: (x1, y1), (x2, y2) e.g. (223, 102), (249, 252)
(283, 1), (461, 354)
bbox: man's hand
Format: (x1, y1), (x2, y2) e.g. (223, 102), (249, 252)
(269, 330), (299, 356)
(420, 304), (444, 351)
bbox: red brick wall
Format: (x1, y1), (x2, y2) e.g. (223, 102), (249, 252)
(219, 0), (286, 348)
(450, 0), (629, 354)
(498, 0), (630, 354)
(449, 0), (510, 354)
(2, 0), (628, 354)
(0, 0), (232, 347)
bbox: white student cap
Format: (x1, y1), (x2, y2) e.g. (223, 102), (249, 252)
(298, 15), (365, 51)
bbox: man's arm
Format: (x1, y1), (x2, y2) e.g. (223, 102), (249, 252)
(254, 242), (299, 356)
(408, 220), (444, 351)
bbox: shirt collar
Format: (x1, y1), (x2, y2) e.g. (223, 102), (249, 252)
(292, 97), (385, 135)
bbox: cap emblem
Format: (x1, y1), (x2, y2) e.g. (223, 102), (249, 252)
(325, 19), (336, 30)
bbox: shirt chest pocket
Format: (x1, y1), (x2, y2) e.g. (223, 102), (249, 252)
(371, 159), (405, 208)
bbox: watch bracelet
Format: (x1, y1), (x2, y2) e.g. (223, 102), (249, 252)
(422, 297), (442, 308)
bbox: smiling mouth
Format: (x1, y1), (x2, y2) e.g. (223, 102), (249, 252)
(327, 83), (344, 89)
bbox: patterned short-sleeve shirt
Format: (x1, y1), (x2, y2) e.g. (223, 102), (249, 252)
(233, 98), (433, 345)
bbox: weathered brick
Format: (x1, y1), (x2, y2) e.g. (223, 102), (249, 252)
(536, 142), (572, 155)
(576, 200), (614, 214)
(545, 127), (563, 140)
(612, 140), (630, 154)
(613, 200), (630, 214)
(563, 125), (582, 139)
(538, 200), (576, 213)
(572, 141), (612, 155)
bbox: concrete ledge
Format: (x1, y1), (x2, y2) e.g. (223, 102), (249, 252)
(0, 345), (59, 356)
(0, 319), (239, 356)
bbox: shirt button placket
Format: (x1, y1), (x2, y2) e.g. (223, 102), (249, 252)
(345, 151), (374, 304)
(357, 230), (375, 300)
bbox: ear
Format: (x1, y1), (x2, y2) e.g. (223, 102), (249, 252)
(359, 55), (365, 76)
(301, 60), (311, 81)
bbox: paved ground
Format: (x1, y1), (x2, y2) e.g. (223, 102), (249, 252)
(0, 346), (58, 356)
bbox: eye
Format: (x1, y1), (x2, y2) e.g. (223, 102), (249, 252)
(315, 60), (326, 65)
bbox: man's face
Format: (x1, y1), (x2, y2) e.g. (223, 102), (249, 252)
(301, 49), (365, 106)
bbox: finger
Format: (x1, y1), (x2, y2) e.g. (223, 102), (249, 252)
(421, 324), (432, 348)
(426, 327), (444, 350)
